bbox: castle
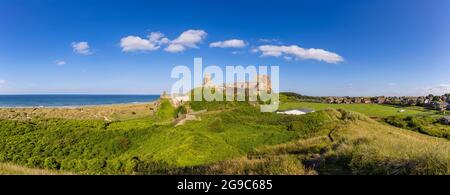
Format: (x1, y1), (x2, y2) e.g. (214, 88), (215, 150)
(203, 74), (272, 93)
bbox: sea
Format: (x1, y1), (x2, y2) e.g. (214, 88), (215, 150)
(0, 95), (160, 108)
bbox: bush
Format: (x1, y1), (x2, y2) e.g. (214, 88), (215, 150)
(174, 105), (188, 118)
(60, 159), (77, 170)
(124, 157), (140, 174)
(87, 159), (107, 172)
(208, 118), (224, 132)
(106, 159), (123, 173)
(27, 156), (43, 168)
(44, 157), (60, 170)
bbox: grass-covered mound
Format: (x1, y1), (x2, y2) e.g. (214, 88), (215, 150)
(0, 95), (448, 175)
(200, 110), (449, 175)
(385, 115), (450, 139)
(0, 105), (340, 174)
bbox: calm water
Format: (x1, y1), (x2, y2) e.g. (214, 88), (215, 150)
(0, 95), (160, 107)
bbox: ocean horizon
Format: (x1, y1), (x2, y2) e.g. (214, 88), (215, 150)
(0, 94), (160, 108)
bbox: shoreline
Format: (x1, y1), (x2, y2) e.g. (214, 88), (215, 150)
(0, 100), (158, 109)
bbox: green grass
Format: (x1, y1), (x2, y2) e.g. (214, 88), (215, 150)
(279, 102), (429, 118)
(154, 99), (176, 122)
(385, 115), (450, 139)
(0, 96), (448, 175)
(0, 105), (339, 174)
(211, 110), (450, 175)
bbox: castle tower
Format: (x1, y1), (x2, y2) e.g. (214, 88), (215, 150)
(257, 74), (272, 92)
(203, 74), (212, 86)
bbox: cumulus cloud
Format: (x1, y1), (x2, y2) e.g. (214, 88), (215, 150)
(254, 44), (344, 64)
(120, 29), (207, 53)
(426, 84), (450, 95)
(120, 32), (169, 52)
(55, 60), (66, 66)
(209, 39), (247, 48)
(72, 41), (91, 55)
(165, 29), (207, 53)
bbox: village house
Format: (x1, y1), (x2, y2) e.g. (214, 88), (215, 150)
(362, 98), (372, 104)
(325, 97), (335, 104)
(353, 97), (362, 104)
(374, 96), (386, 104)
(441, 116), (450, 125)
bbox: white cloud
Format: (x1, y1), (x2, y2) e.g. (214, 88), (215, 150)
(209, 39), (247, 48)
(120, 30), (206, 53)
(55, 60), (66, 66)
(120, 32), (169, 52)
(72, 41), (91, 55)
(258, 38), (282, 44)
(254, 44), (344, 64)
(387, 82), (397, 86)
(165, 29), (207, 53)
(0, 80), (5, 84)
(165, 44), (185, 53)
(426, 84), (450, 95)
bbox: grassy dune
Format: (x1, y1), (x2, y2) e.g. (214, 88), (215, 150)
(0, 102), (156, 121)
(0, 97), (448, 175)
(207, 110), (449, 175)
(0, 163), (67, 175)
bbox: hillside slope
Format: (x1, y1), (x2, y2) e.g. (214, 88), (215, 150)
(199, 110), (449, 175)
(0, 106), (448, 175)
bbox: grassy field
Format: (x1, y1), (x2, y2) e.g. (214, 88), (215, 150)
(0, 102), (156, 121)
(385, 115), (450, 139)
(0, 101), (342, 174)
(119, 109), (450, 175)
(279, 102), (431, 118)
(0, 95), (448, 175)
(0, 163), (67, 175)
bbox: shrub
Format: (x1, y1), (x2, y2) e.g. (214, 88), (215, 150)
(106, 159), (123, 173)
(124, 157), (140, 174)
(208, 118), (224, 132)
(44, 157), (60, 170)
(27, 156), (43, 168)
(87, 159), (107, 172)
(60, 159), (77, 170)
(174, 105), (188, 118)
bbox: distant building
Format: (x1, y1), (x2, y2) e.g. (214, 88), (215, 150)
(441, 116), (450, 125)
(353, 97), (362, 104)
(375, 96), (386, 104)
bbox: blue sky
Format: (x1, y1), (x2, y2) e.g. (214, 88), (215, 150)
(0, 0), (449, 96)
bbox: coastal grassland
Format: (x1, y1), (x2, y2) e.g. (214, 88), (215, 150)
(201, 110), (449, 175)
(0, 102), (156, 121)
(0, 97), (448, 175)
(0, 163), (68, 175)
(385, 115), (450, 139)
(279, 101), (430, 118)
(0, 103), (340, 174)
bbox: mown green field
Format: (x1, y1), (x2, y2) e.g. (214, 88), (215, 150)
(279, 102), (431, 118)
